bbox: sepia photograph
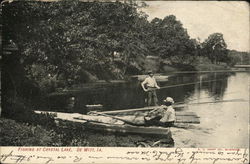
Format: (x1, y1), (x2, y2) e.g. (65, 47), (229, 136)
(0, 0), (249, 163)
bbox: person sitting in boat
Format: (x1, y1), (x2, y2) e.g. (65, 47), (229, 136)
(141, 70), (160, 106)
(144, 97), (175, 127)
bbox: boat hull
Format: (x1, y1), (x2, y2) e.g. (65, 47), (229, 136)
(34, 110), (171, 137)
(84, 121), (171, 137)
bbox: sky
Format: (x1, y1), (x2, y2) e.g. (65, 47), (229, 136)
(141, 1), (249, 52)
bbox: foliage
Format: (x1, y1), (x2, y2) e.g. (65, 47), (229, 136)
(3, 0), (150, 90)
(0, 118), (54, 146)
(2, 1), (202, 92)
(2, 0), (248, 120)
(3, 1), (247, 91)
(1, 0), (245, 147)
(201, 33), (228, 64)
(228, 50), (250, 65)
(148, 15), (196, 60)
(195, 60), (230, 71)
(0, 117), (173, 147)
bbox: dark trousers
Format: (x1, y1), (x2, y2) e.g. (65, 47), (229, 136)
(147, 88), (158, 106)
(144, 116), (175, 127)
(161, 121), (175, 127)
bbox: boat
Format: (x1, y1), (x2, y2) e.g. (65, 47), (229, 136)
(83, 122), (171, 137)
(34, 107), (200, 137)
(34, 110), (171, 137)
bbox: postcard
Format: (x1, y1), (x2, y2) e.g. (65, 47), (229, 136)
(1, 0), (249, 163)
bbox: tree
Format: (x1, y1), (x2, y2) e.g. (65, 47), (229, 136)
(148, 15), (196, 64)
(227, 50), (250, 66)
(201, 33), (228, 64)
(3, 0), (151, 92)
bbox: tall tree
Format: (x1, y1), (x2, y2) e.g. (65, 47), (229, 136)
(201, 33), (227, 64)
(148, 15), (196, 63)
(3, 0), (150, 92)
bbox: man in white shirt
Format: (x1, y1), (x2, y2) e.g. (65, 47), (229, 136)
(159, 97), (175, 126)
(144, 97), (176, 127)
(141, 70), (160, 106)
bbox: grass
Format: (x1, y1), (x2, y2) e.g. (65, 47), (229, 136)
(0, 117), (174, 147)
(0, 118), (54, 146)
(195, 63), (230, 71)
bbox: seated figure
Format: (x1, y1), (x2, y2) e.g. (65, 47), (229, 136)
(144, 97), (175, 127)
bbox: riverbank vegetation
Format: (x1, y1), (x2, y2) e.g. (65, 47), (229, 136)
(0, 116), (173, 147)
(1, 0), (249, 146)
(3, 1), (249, 89)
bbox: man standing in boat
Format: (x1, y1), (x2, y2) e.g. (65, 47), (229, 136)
(141, 70), (160, 106)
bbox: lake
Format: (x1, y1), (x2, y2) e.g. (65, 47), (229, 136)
(48, 71), (249, 148)
(171, 72), (249, 148)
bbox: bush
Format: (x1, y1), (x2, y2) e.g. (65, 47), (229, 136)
(195, 63), (229, 71)
(0, 118), (54, 146)
(172, 63), (196, 71)
(0, 117), (90, 146)
(193, 57), (230, 71)
(2, 97), (57, 129)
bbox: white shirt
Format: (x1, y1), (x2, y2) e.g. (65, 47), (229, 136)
(142, 76), (159, 88)
(160, 106), (175, 122)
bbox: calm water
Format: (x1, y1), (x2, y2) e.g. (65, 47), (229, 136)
(49, 72), (249, 148)
(171, 72), (249, 148)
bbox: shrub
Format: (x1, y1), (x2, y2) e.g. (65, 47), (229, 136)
(2, 97), (57, 129)
(0, 118), (54, 146)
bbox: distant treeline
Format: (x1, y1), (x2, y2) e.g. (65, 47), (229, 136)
(228, 50), (250, 65)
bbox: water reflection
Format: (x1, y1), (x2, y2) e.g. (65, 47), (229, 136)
(48, 72), (233, 113)
(47, 72), (249, 148)
(171, 72), (249, 148)
(187, 73), (230, 102)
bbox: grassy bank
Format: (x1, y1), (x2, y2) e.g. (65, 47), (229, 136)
(0, 118), (56, 146)
(194, 63), (230, 71)
(160, 63), (230, 73)
(0, 117), (174, 147)
(145, 56), (231, 74)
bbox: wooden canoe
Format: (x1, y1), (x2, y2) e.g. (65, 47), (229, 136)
(34, 111), (171, 137)
(83, 122), (171, 137)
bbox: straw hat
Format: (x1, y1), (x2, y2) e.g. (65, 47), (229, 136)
(147, 70), (153, 74)
(163, 97), (174, 104)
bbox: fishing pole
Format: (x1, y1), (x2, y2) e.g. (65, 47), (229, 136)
(99, 98), (247, 115)
(158, 78), (226, 89)
(174, 98), (247, 108)
(174, 90), (241, 105)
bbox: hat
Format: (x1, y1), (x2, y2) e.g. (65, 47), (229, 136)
(147, 70), (153, 74)
(163, 97), (174, 104)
